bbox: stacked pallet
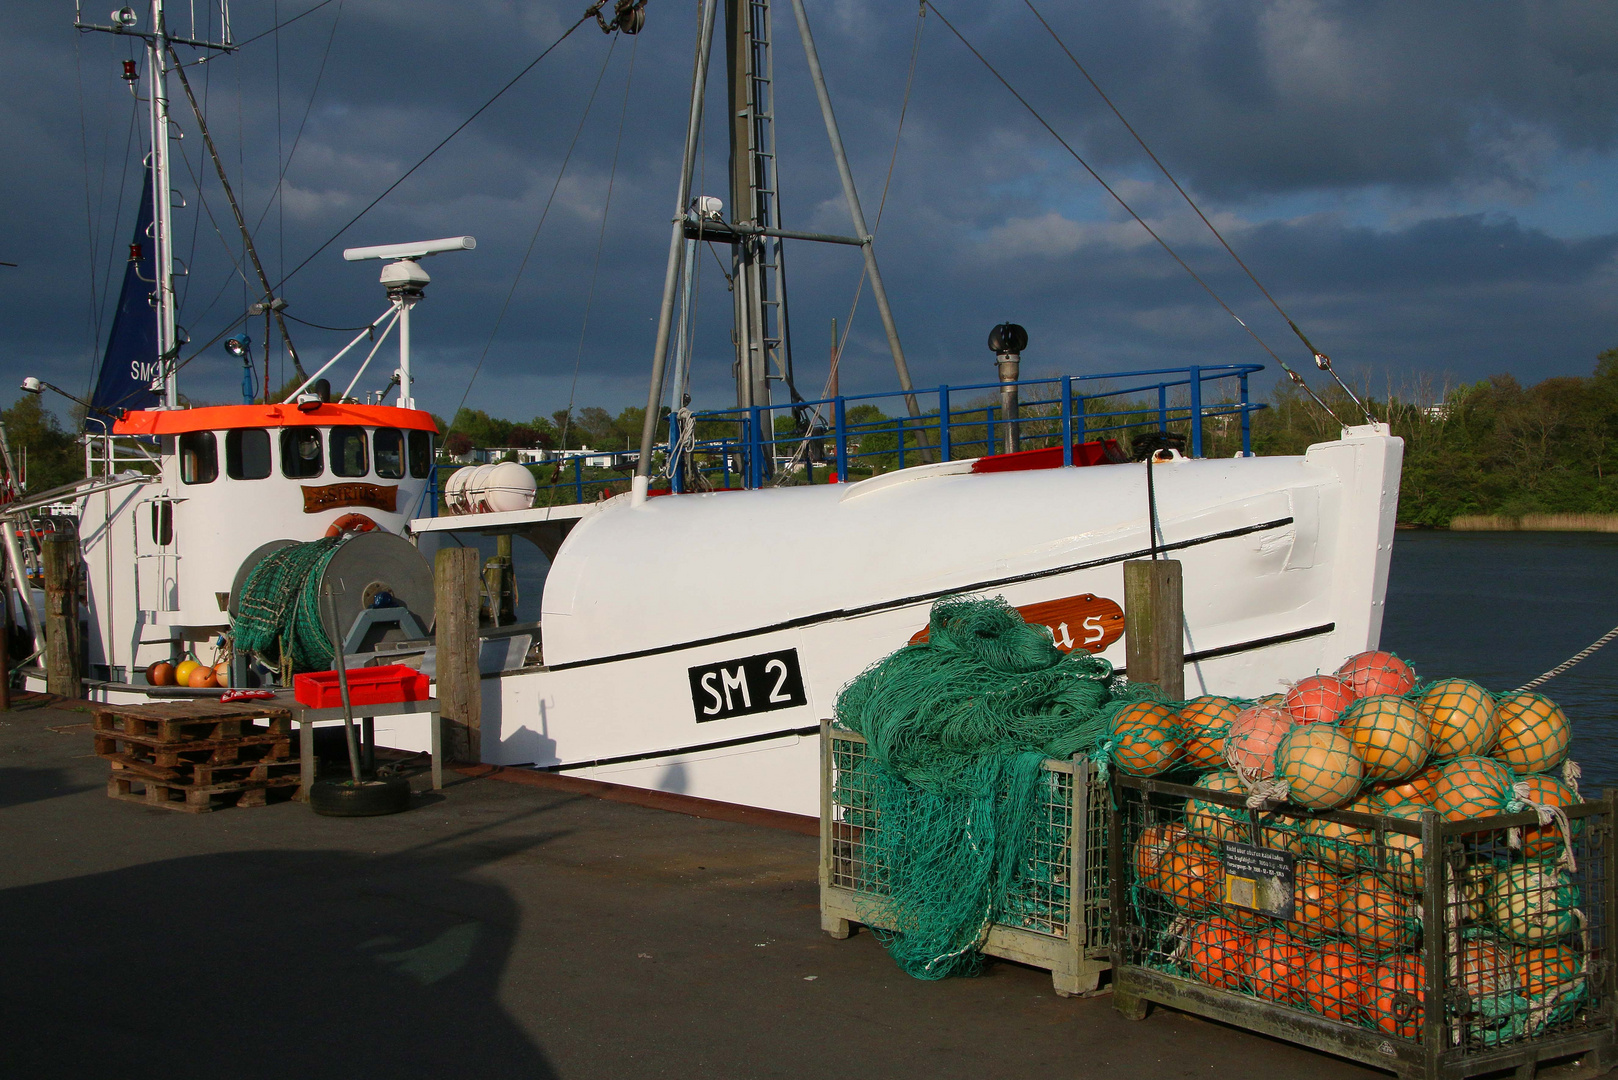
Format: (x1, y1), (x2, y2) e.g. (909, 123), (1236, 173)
(94, 699), (299, 813)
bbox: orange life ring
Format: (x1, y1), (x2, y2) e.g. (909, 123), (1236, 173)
(325, 512), (381, 539)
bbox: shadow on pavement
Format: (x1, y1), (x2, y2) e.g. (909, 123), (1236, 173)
(0, 765), (97, 808)
(0, 838), (564, 1078)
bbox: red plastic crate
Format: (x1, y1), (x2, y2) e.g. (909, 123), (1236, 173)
(293, 664), (430, 709)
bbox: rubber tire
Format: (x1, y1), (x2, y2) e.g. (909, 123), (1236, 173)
(308, 776), (412, 817)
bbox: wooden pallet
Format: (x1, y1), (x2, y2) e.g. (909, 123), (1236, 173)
(106, 752), (301, 788)
(90, 700), (292, 745)
(107, 772), (301, 813)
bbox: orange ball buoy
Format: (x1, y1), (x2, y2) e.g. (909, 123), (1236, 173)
(1517, 943), (1581, 999)
(1369, 955), (1424, 1038)
(212, 660), (231, 688)
(1337, 650), (1417, 698)
(1303, 941), (1368, 1022)
(1514, 773), (1582, 859)
(1339, 872), (1419, 956)
(146, 661), (175, 687)
(1275, 724), (1364, 809)
(1419, 678), (1499, 758)
(1158, 836), (1223, 913)
(1428, 755), (1515, 822)
(1182, 915), (1251, 991)
(1338, 694), (1431, 781)
(1109, 701), (1182, 776)
(1491, 691), (1571, 775)
(1134, 822), (1188, 892)
(1370, 777), (1429, 809)
(174, 659), (200, 687)
(1186, 771), (1249, 844)
(1451, 935), (1515, 1002)
(187, 664), (218, 689)
(1374, 803), (1427, 894)
(1283, 674), (1357, 726)
(1225, 704), (1293, 780)
(1292, 861), (1345, 941)
(1180, 696), (1241, 770)
(1303, 793), (1378, 873)
(1243, 927), (1309, 1005)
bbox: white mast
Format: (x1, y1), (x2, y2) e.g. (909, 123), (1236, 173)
(148, 0), (179, 408)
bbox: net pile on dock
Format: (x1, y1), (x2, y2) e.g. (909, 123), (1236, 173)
(1117, 649), (1594, 1047)
(834, 595), (1151, 979)
(231, 538), (343, 673)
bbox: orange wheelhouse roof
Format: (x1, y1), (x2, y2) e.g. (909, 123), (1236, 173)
(113, 403), (440, 437)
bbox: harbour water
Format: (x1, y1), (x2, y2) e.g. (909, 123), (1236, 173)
(1382, 530), (1618, 790)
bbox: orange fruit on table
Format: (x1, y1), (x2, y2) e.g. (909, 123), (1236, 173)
(1429, 755), (1514, 822)
(1186, 771), (1249, 844)
(1303, 941), (1368, 1022)
(1369, 955), (1425, 1038)
(1275, 724), (1364, 810)
(1182, 915), (1251, 991)
(1339, 694), (1431, 781)
(1337, 650), (1417, 698)
(1226, 704), (1293, 780)
(1134, 821), (1188, 892)
(1110, 700), (1182, 776)
(1419, 678), (1499, 758)
(1517, 943), (1581, 998)
(1491, 691), (1570, 774)
(1244, 927), (1309, 1005)
(1283, 674), (1357, 725)
(1340, 871), (1419, 956)
(1513, 773), (1581, 859)
(1292, 861), (1345, 941)
(173, 659), (200, 686)
(1159, 836), (1223, 913)
(1180, 696), (1241, 770)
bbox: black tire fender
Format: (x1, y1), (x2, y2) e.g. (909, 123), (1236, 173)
(308, 776), (412, 817)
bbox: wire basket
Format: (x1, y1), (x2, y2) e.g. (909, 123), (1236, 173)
(818, 721), (1110, 995)
(1108, 774), (1617, 1079)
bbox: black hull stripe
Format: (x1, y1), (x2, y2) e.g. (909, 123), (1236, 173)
(538, 620), (1335, 774)
(546, 515), (1295, 671)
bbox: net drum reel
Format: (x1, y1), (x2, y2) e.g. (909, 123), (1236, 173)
(228, 531), (435, 684)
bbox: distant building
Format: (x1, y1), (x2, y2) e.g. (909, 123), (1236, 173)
(446, 445), (637, 469)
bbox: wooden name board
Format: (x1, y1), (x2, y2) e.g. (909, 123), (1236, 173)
(909, 592), (1125, 654)
(301, 482), (398, 514)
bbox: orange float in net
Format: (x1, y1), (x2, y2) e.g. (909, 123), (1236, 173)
(1303, 941), (1368, 1022)
(1134, 821), (1188, 892)
(1186, 772), (1249, 844)
(1374, 803), (1426, 894)
(1180, 696), (1241, 771)
(1371, 776), (1430, 809)
(1292, 861), (1345, 941)
(1420, 678), (1499, 758)
(1340, 872), (1419, 956)
(1517, 943), (1581, 998)
(1283, 674), (1358, 725)
(1369, 955), (1424, 1038)
(1302, 794), (1378, 873)
(1243, 927), (1309, 1005)
(1225, 704), (1293, 781)
(1513, 773), (1581, 859)
(1337, 650), (1417, 698)
(1158, 836), (1223, 913)
(1338, 694), (1431, 781)
(1450, 934), (1515, 1003)
(1110, 700), (1182, 776)
(1182, 915), (1251, 991)
(1428, 755), (1515, 822)
(1275, 724), (1364, 809)
(1491, 691), (1571, 775)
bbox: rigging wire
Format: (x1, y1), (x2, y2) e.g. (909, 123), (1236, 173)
(232, 0), (337, 50)
(282, 312), (376, 333)
(74, 31), (101, 378)
(925, 1), (1346, 425)
(559, 31), (640, 452)
(1021, 0), (1369, 423)
(251, 0), (343, 235)
(270, 6), (609, 292)
(443, 35), (621, 444)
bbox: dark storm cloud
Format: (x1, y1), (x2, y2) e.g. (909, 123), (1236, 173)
(2, 0), (1616, 423)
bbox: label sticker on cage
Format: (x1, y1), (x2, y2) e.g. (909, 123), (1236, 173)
(1221, 842), (1295, 919)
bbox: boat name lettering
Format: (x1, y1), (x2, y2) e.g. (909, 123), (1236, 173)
(688, 648), (807, 722)
(301, 483), (399, 514)
(908, 593), (1124, 654)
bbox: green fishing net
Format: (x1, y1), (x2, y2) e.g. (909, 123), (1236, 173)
(231, 537), (342, 673)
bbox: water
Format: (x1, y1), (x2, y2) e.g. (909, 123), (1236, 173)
(1381, 531), (1618, 790)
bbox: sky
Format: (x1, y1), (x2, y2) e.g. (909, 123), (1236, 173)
(3, 0), (1617, 430)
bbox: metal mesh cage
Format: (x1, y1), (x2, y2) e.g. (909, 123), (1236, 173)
(819, 723), (1110, 995)
(1109, 775), (1617, 1079)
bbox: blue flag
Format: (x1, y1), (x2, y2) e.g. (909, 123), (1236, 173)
(88, 166), (164, 426)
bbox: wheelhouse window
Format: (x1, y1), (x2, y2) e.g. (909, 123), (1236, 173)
(408, 430), (434, 478)
(374, 428), (405, 479)
(225, 429), (272, 480)
(331, 427), (368, 478)
(281, 428), (323, 479)
(179, 431), (217, 485)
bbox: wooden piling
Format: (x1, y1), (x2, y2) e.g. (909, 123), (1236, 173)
(44, 534), (82, 699)
(1123, 559), (1184, 700)
(0, 544), (11, 711)
(435, 546), (481, 763)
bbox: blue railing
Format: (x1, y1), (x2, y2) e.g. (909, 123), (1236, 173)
(664, 363), (1265, 493)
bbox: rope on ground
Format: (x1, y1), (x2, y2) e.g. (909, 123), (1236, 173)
(1516, 622), (1618, 692)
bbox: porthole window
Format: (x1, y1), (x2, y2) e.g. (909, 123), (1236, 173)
(331, 427), (368, 478)
(281, 428), (323, 479)
(179, 431), (217, 485)
(374, 428), (405, 479)
(225, 429), (272, 480)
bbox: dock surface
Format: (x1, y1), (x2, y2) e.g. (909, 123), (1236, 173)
(0, 695), (1385, 1079)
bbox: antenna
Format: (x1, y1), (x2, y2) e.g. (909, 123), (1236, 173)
(342, 236), (477, 262)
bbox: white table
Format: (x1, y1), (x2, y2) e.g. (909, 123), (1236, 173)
(283, 696), (443, 797)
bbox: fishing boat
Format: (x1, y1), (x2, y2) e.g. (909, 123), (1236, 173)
(23, 0), (1402, 817)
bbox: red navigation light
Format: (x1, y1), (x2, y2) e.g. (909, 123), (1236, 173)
(121, 60), (139, 82)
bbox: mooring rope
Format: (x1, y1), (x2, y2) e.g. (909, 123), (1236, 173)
(1516, 622), (1618, 692)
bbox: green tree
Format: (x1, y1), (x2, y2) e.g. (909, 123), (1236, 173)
(1, 395), (81, 493)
